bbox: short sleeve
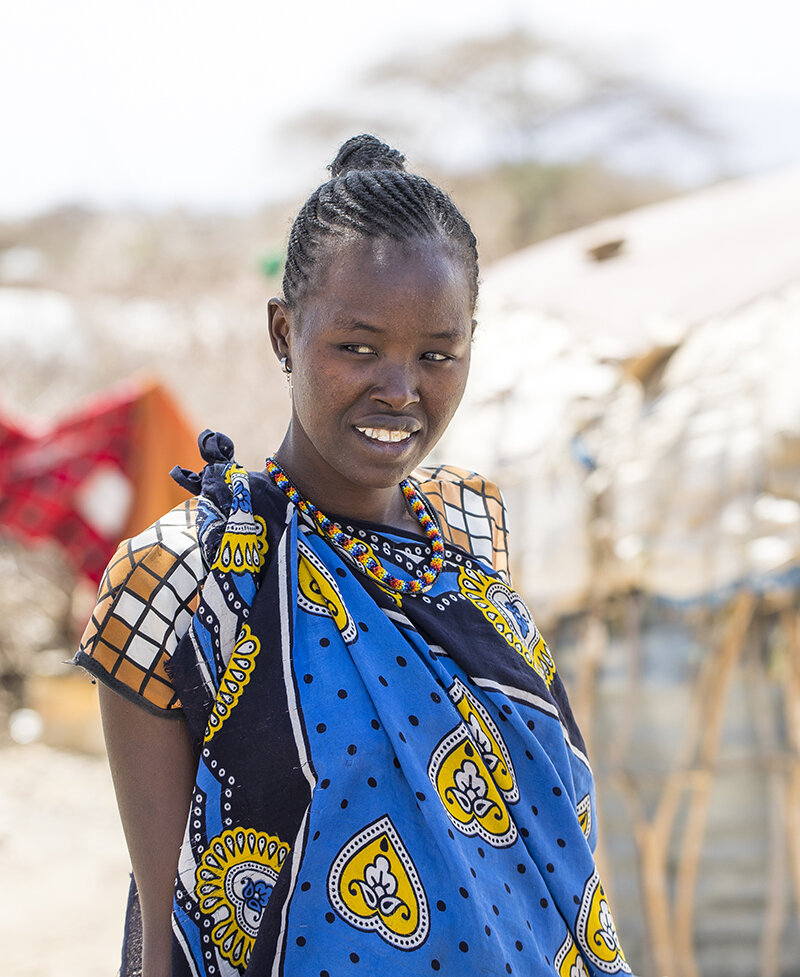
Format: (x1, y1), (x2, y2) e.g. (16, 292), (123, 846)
(414, 464), (511, 580)
(73, 499), (207, 717)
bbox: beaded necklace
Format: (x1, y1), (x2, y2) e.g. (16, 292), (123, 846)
(264, 456), (444, 595)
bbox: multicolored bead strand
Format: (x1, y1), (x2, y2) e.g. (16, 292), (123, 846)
(264, 457), (444, 595)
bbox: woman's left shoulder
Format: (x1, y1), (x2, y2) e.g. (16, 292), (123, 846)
(413, 463), (510, 580)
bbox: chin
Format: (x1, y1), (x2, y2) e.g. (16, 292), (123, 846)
(340, 445), (425, 485)
(356, 466), (414, 489)
(347, 456), (421, 489)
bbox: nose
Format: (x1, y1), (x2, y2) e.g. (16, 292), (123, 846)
(370, 357), (420, 410)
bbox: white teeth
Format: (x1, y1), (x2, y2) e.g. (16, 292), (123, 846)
(357, 427), (412, 443)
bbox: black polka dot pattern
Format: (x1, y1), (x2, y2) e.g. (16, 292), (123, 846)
(170, 462), (612, 977)
(244, 516), (608, 974)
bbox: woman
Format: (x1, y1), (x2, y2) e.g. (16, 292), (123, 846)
(76, 135), (630, 977)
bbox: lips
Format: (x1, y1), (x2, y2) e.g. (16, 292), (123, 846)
(354, 416), (421, 448)
(356, 427), (412, 443)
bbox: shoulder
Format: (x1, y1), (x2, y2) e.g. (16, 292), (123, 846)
(413, 464), (510, 580)
(74, 499), (207, 716)
(101, 498), (206, 602)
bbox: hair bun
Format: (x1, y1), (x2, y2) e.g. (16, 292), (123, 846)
(328, 134), (406, 178)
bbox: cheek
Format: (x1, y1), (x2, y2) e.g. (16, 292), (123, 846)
(428, 367), (469, 432)
(290, 351), (353, 431)
(292, 341), (327, 393)
(293, 375), (335, 425)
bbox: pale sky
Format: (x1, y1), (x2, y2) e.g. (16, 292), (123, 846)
(2, 0), (799, 216)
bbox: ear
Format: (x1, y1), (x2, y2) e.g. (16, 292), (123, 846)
(267, 298), (293, 361)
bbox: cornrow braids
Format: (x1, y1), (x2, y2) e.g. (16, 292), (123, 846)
(282, 134), (479, 313)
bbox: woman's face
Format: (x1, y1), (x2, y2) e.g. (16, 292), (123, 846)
(269, 235), (474, 520)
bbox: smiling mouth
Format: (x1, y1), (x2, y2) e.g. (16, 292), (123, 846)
(355, 427), (413, 443)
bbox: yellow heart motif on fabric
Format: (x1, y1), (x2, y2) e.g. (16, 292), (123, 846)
(327, 815), (429, 949)
(297, 539), (358, 644)
(428, 724), (517, 847)
(448, 676), (518, 803)
(574, 870), (631, 973)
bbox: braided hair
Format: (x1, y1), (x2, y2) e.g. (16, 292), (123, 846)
(282, 134), (479, 313)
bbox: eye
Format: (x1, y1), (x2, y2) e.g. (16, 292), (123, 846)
(421, 351), (453, 362)
(341, 343), (375, 355)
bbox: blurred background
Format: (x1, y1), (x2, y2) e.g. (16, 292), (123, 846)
(1, 1), (799, 974)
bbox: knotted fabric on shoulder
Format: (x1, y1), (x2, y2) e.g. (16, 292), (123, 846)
(170, 429), (236, 494)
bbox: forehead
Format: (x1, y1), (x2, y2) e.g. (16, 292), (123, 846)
(299, 236), (473, 327)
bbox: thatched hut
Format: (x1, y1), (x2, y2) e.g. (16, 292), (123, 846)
(442, 166), (800, 977)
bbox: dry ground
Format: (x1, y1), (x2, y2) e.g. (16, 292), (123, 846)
(0, 742), (131, 977)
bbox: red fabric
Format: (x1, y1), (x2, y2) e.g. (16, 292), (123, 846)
(0, 390), (136, 582)
(0, 380), (201, 583)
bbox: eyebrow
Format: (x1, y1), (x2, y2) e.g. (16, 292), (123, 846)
(343, 320), (466, 341)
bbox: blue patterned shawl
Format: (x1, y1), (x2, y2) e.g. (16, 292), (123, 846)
(167, 434), (630, 977)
